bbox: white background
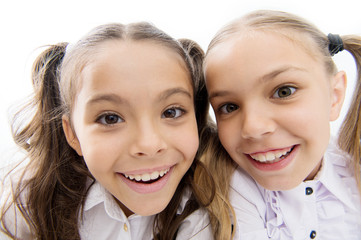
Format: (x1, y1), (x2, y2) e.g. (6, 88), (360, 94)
(0, 0), (360, 168)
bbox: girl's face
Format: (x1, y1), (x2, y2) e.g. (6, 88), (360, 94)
(63, 40), (198, 216)
(205, 31), (346, 190)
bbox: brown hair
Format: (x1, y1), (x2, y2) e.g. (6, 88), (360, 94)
(204, 9), (361, 238)
(1, 22), (214, 240)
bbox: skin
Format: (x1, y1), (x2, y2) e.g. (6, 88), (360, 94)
(205, 31), (346, 190)
(62, 40), (198, 216)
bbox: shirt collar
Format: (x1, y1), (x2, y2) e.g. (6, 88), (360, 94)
(83, 180), (128, 222)
(83, 180), (106, 211)
(261, 137), (358, 236)
(83, 180), (185, 221)
(316, 138), (357, 210)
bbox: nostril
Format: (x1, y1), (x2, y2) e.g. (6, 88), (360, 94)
(240, 115), (276, 139)
(132, 145), (166, 158)
(130, 130), (168, 157)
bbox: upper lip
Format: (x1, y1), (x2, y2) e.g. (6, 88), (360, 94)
(245, 145), (295, 155)
(120, 164), (174, 175)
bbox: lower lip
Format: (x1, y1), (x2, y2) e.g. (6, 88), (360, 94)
(247, 145), (298, 172)
(118, 167), (173, 194)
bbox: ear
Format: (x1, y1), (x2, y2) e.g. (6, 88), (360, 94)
(62, 115), (83, 156)
(330, 71), (347, 121)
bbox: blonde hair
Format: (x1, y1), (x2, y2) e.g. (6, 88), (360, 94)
(204, 9), (361, 238)
(196, 122), (236, 239)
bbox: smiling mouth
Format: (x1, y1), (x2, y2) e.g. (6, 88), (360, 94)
(249, 146), (295, 164)
(122, 168), (170, 184)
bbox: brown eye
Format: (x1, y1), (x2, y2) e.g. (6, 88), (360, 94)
(219, 104), (239, 114)
(162, 107), (184, 119)
(97, 113), (123, 125)
(273, 86), (296, 98)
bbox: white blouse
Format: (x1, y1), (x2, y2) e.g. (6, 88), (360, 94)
(230, 138), (361, 239)
(1, 179), (213, 240)
(79, 181), (213, 240)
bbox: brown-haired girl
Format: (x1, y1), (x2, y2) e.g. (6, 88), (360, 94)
(204, 10), (361, 239)
(0, 22), (215, 240)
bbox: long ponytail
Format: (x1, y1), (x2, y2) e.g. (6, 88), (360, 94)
(2, 43), (92, 240)
(338, 35), (361, 194)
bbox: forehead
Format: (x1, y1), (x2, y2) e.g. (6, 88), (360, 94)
(77, 39), (193, 99)
(204, 30), (328, 96)
(79, 39), (192, 88)
(205, 30), (321, 73)
(91, 39), (187, 69)
(207, 29), (319, 61)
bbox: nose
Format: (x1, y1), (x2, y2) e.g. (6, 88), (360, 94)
(129, 119), (167, 158)
(240, 106), (276, 139)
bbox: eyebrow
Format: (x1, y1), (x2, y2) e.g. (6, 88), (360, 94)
(208, 90), (232, 100)
(259, 66), (306, 83)
(86, 93), (126, 106)
(208, 66), (306, 100)
(158, 87), (192, 101)
(86, 87), (192, 106)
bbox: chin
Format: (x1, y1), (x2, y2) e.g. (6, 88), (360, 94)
(264, 185), (298, 191)
(132, 200), (169, 217)
(136, 207), (168, 217)
(257, 178), (301, 191)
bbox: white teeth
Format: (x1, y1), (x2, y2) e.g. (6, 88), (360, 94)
(250, 148), (292, 162)
(257, 154), (266, 162)
(141, 173), (151, 181)
(124, 168), (170, 182)
(265, 152), (276, 161)
(150, 171), (159, 180)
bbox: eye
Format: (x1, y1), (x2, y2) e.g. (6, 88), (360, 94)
(162, 107), (185, 119)
(96, 113), (123, 125)
(219, 103), (239, 114)
(273, 86), (296, 98)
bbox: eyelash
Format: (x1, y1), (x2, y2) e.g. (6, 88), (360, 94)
(95, 106), (186, 126)
(216, 86), (297, 114)
(272, 85), (297, 99)
(218, 103), (239, 115)
(96, 112), (124, 126)
(162, 106), (186, 119)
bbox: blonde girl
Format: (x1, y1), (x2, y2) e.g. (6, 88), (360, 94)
(203, 10), (361, 239)
(0, 22), (215, 240)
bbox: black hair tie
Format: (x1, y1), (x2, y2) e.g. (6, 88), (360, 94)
(328, 33), (344, 56)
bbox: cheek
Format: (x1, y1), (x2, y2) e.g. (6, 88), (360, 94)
(173, 122), (199, 162)
(78, 133), (123, 172)
(286, 97), (331, 135)
(80, 143), (108, 173)
(184, 130), (199, 161)
(217, 121), (237, 152)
